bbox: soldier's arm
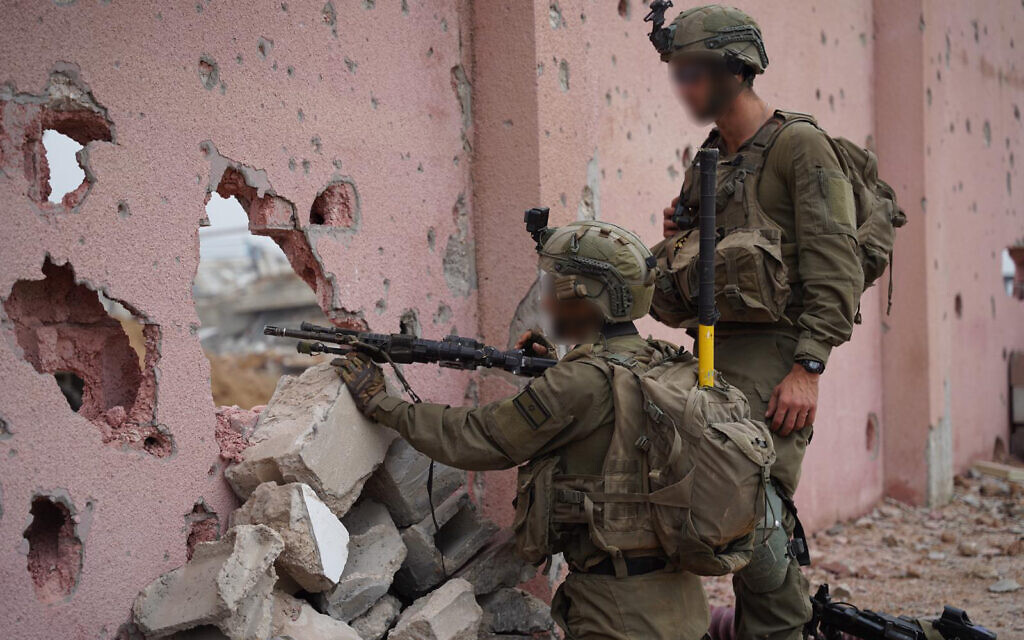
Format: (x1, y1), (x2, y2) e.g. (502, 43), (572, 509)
(369, 359), (609, 471)
(774, 123), (864, 365)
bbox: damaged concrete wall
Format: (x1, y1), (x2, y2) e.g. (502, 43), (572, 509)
(0, 1), (1022, 637)
(0, 2), (476, 637)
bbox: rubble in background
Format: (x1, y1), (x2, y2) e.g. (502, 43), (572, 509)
(704, 469), (1024, 639)
(131, 362), (543, 639)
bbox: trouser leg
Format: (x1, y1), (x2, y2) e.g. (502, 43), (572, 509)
(551, 569), (710, 640)
(712, 332), (813, 640)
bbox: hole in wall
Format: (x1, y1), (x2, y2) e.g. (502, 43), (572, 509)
(309, 179), (359, 227)
(865, 412), (880, 458)
(3, 258), (168, 455)
(23, 495), (83, 603)
(993, 436), (1007, 462)
(954, 293), (963, 318)
(1003, 247), (1024, 300)
(617, 0), (629, 19)
(0, 66), (114, 211)
(195, 189), (331, 409)
(53, 371), (85, 412)
(41, 130), (85, 204)
(185, 500), (220, 560)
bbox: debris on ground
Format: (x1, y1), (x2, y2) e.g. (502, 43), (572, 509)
(704, 468), (1024, 638)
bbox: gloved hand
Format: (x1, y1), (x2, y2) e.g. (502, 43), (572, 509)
(335, 352), (387, 416)
(514, 329), (556, 358)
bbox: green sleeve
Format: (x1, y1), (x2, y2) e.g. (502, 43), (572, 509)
(370, 359), (610, 471)
(773, 123), (864, 365)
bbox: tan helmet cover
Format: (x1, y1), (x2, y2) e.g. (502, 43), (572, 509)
(662, 4), (768, 73)
(536, 221), (656, 323)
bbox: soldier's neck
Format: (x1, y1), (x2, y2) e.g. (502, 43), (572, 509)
(715, 90), (773, 154)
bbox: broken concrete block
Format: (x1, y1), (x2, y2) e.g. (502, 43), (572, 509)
(317, 499), (407, 621)
(224, 363), (397, 517)
(453, 531), (535, 595)
(392, 490), (498, 598)
(364, 437), (466, 527)
(388, 578), (482, 640)
(271, 591), (361, 640)
(478, 588), (556, 636)
(350, 594), (402, 640)
(132, 524), (283, 640)
(231, 482), (349, 593)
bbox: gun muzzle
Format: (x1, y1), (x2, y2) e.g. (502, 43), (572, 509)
(264, 325), (285, 336)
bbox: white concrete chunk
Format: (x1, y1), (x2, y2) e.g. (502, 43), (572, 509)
(271, 591), (362, 640)
(232, 482), (349, 593)
(317, 499), (407, 621)
(132, 525), (284, 640)
(388, 578), (482, 640)
(225, 363), (397, 517)
(350, 594), (403, 640)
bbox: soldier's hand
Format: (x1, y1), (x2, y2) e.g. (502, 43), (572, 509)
(514, 330), (556, 357)
(765, 365), (819, 436)
(662, 196), (681, 238)
(335, 352), (387, 416)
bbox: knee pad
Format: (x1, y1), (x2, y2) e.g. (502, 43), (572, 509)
(736, 484), (790, 594)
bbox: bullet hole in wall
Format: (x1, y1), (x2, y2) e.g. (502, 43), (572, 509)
(3, 258), (169, 456)
(24, 495), (83, 603)
(1003, 247), (1024, 299)
(954, 293), (963, 318)
(617, 0), (629, 19)
(185, 500), (220, 560)
(53, 371), (85, 412)
(198, 55), (220, 90)
(309, 179), (359, 227)
(865, 412), (880, 458)
(400, 309), (421, 337)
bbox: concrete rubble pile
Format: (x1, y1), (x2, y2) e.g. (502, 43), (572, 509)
(131, 363), (557, 639)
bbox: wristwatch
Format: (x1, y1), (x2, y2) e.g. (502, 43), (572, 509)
(796, 359), (825, 375)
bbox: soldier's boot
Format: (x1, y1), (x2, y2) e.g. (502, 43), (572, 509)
(731, 484), (812, 640)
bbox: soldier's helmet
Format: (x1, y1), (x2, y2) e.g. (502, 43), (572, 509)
(535, 221), (656, 323)
(658, 4), (768, 74)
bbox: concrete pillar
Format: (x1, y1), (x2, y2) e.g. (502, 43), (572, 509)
(874, 0), (952, 506)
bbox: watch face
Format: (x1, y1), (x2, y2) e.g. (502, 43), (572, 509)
(800, 359), (824, 374)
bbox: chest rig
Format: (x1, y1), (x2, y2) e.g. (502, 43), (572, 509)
(653, 111), (812, 327)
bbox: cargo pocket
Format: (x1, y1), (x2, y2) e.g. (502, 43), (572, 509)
(815, 166), (857, 235)
(704, 229), (792, 323)
(650, 230), (702, 327)
(512, 455), (559, 564)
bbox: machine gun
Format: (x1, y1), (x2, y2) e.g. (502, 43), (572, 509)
(264, 322), (557, 378)
(805, 584), (996, 640)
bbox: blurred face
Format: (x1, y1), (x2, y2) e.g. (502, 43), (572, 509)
(670, 56), (741, 123)
(539, 274), (604, 343)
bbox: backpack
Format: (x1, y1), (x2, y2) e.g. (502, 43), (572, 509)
(515, 344), (777, 577)
(774, 112), (907, 313)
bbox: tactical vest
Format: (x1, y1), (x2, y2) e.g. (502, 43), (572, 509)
(651, 110), (905, 328)
(512, 341), (776, 577)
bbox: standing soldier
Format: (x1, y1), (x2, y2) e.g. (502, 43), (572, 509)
(337, 219), (711, 640)
(647, 4), (865, 640)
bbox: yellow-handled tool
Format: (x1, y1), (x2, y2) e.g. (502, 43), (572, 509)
(696, 148), (720, 388)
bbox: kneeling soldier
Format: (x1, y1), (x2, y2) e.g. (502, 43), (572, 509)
(338, 219), (710, 640)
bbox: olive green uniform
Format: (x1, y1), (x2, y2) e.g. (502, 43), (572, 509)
(653, 115), (863, 640)
(369, 328), (709, 640)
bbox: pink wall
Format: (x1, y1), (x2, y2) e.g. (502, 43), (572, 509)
(0, 1), (1021, 637)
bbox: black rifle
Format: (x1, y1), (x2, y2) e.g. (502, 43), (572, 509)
(805, 584), (996, 640)
(264, 322), (557, 378)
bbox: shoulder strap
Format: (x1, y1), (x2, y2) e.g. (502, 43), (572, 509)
(751, 110), (818, 162)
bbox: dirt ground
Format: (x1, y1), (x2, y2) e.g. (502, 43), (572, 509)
(703, 468), (1024, 638)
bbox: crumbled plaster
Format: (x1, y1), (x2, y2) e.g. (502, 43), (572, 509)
(200, 141), (359, 325)
(3, 258), (170, 456)
(0, 62), (114, 212)
(442, 193), (476, 298)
